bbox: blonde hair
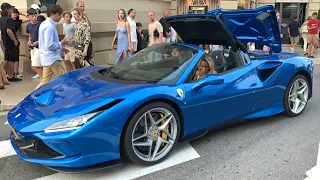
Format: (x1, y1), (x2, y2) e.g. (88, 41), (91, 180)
(197, 55), (216, 77)
(118, 8), (127, 21)
(73, 8), (85, 20)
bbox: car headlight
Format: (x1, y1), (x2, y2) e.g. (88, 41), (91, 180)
(43, 112), (100, 133)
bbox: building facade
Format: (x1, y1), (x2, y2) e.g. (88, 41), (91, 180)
(0, 0), (319, 74)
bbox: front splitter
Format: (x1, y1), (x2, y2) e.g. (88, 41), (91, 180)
(44, 159), (122, 174)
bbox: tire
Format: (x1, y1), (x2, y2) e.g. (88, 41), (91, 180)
(283, 74), (310, 117)
(121, 102), (181, 166)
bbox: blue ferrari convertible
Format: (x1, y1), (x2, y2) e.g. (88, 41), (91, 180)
(7, 5), (313, 172)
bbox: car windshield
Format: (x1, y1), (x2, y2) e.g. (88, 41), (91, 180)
(104, 44), (198, 84)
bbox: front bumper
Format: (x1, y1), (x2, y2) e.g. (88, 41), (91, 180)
(10, 133), (121, 172)
(7, 98), (137, 171)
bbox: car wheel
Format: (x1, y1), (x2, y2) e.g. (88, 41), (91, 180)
(122, 102), (181, 166)
(284, 74), (310, 117)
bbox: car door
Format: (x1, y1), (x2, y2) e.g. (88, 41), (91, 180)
(182, 63), (259, 135)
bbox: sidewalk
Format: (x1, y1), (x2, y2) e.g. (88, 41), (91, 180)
(1, 47), (320, 112)
(0, 74), (39, 111)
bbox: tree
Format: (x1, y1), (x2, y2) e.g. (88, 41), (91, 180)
(317, 9), (320, 20)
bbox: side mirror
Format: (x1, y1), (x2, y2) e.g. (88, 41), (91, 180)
(192, 74), (224, 90)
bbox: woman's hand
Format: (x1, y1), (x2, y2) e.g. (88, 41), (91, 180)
(128, 47), (133, 53)
(82, 50), (87, 57)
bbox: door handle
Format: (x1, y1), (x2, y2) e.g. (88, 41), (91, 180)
(250, 82), (257, 87)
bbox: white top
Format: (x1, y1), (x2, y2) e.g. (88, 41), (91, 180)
(170, 27), (177, 42)
(127, 16), (137, 42)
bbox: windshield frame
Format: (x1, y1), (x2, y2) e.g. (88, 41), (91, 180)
(106, 43), (200, 85)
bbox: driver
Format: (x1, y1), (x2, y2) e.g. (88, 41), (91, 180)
(170, 47), (179, 57)
(193, 55), (217, 81)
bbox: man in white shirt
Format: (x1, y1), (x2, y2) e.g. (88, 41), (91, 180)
(36, 5), (68, 89)
(127, 9), (137, 53)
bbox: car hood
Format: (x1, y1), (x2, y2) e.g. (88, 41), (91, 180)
(208, 5), (281, 53)
(15, 67), (149, 120)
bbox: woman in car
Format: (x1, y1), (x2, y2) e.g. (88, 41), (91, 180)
(193, 55), (217, 81)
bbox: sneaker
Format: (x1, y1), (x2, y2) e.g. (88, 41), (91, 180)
(8, 77), (22, 82)
(32, 74), (39, 79)
(16, 73), (23, 77)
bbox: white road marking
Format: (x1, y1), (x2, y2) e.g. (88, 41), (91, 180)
(36, 142), (200, 180)
(0, 140), (16, 158)
(4, 121), (8, 125)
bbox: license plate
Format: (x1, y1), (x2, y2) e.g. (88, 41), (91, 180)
(9, 125), (19, 140)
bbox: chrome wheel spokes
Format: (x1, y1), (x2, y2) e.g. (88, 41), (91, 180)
(132, 108), (177, 162)
(289, 78), (308, 114)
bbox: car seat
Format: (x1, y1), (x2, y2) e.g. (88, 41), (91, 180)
(211, 50), (227, 73)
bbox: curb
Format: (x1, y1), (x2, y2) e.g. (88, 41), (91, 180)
(0, 104), (14, 112)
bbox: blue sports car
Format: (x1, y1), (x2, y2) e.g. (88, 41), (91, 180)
(7, 5), (313, 172)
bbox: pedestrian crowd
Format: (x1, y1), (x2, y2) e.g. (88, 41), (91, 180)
(0, 2), (318, 90)
(0, 1), (178, 90)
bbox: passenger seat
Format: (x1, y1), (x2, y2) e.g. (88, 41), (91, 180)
(211, 50), (227, 73)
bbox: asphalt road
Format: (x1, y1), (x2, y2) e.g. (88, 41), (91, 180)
(0, 65), (320, 180)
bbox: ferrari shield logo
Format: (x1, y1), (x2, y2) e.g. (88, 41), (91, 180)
(177, 88), (184, 98)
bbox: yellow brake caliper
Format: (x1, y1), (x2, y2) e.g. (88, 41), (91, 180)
(160, 113), (169, 146)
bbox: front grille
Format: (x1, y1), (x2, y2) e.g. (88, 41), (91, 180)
(12, 135), (64, 159)
(34, 140), (63, 158)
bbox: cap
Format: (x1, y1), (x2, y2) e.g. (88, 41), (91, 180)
(27, 8), (37, 16)
(1, 3), (13, 10)
(12, 7), (19, 14)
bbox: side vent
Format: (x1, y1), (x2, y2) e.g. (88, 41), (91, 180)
(91, 99), (124, 113)
(257, 62), (282, 82)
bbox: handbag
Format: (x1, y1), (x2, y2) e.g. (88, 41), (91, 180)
(73, 42), (84, 50)
(153, 29), (159, 37)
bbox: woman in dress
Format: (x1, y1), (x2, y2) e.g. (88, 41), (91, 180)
(73, 8), (94, 68)
(111, 9), (133, 65)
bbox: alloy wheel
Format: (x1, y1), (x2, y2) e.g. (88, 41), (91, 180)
(131, 108), (178, 162)
(288, 78), (309, 114)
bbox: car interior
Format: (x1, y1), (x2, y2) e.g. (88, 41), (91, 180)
(187, 46), (249, 83)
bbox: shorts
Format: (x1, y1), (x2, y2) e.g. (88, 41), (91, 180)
(132, 41), (137, 52)
(4, 48), (19, 62)
(64, 47), (77, 63)
(290, 36), (299, 43)
(308, 34), (319, 44)
(30, 48), (41, 67)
